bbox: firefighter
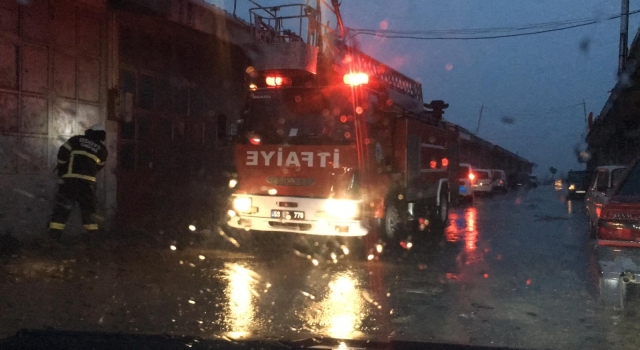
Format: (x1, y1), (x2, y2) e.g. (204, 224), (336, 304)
(48, 124), (108, 240)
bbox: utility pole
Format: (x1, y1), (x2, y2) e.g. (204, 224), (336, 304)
(582, 99), (587, 124)
(619, 0), (630, 76)
(475, 105), (483, 135)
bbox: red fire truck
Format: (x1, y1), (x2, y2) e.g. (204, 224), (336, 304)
(226, 1), (456, 253)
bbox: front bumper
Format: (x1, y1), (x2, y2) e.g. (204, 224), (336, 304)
(227, 195), (368, 237)
(595, 243), (640, 280)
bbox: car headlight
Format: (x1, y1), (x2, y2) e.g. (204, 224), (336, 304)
(233, 197), (252, 212)
(568, 184), (575, 191)
(324, 199), (359, 220)
(229, 179), (238, 188)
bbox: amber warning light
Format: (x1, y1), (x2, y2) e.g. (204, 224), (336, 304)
(343, 73), (369, 86)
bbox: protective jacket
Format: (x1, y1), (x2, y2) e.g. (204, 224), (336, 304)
(56, 134), (108, 182)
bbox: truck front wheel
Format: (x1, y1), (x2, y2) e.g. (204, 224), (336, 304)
(384, 203), (402, 242)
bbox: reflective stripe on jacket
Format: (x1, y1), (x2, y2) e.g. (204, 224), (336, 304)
(57, 135), (108, 182)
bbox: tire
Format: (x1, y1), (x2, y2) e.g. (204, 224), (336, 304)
(434, 190), (449, 228)
(379, 199), (409, 255)
(383, 201), (403, 243)
(598, 275), (626, 310)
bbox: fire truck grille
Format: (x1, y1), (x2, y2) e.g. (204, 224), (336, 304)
(268, 221), (312, 231)
(266, 177), (315, 186)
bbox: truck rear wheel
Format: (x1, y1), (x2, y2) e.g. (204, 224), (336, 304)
(435, 191), (449, 228)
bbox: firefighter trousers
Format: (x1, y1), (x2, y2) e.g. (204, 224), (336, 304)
(48, 179), (98, 239)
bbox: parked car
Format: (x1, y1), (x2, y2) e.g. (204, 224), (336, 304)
(490, 169), (508, 193)
(458, 163), (475, 203)
(586, 165), (627, 237)
(472, 169), (494, 194)
(594, 159), (640, 309)
(566, 170), (589, 199)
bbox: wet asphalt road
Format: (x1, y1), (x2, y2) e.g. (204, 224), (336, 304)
(2, 186), (640, 349)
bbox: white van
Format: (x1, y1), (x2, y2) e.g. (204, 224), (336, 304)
(490, 169), (507, 193)
(473, 169), (494, 194)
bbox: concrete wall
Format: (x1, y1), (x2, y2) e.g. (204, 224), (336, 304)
(0, 0), (115, 239)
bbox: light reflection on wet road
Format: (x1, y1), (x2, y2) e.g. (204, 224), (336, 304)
(2, 186), (640, 349)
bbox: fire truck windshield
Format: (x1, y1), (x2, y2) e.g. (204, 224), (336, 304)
(244, 88), (356, 145)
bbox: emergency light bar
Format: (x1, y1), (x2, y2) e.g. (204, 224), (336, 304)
(343, 73), (369, 86)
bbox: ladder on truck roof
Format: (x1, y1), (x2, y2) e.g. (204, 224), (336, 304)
(248, 2), (424, 105)
(348, 47), (423, 103)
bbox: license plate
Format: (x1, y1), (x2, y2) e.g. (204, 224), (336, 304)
(271, 210), (305, 220)
(459, 185), (467, 194)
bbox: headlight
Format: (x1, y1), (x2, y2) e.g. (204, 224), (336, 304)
(324, 199), (359, 220)
(233, 197), (252, 212)
(229, 179), (238, 188)
(568, 184), (575, 191)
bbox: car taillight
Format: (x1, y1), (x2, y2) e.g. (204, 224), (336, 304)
(469, 173), (475, 181)
(597, 207), (640, 243)
(265, 76), (292, 87)
(598, 221), (634, 241)
(595, 207), (601, 218)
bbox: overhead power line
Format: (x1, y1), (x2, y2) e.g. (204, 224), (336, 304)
(354, 16), (598, 35)
(349, 9), (640, 40)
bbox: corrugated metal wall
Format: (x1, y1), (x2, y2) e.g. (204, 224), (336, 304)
(0, 0), (109, 238)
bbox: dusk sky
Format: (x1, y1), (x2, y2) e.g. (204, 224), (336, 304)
(211, 0), (640, 177)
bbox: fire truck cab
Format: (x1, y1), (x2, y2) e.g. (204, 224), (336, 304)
(226, 2), (454, 248)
